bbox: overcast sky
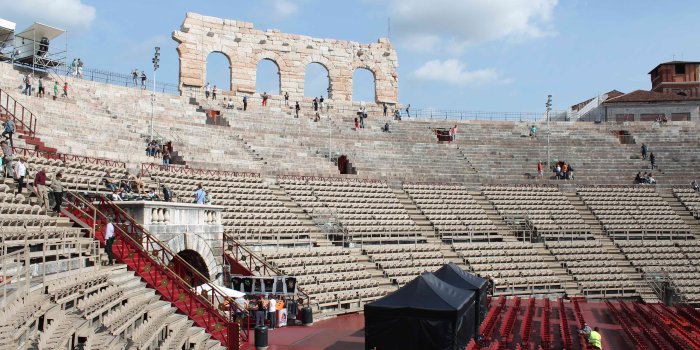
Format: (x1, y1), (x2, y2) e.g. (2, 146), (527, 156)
(3, 0), (700, 111)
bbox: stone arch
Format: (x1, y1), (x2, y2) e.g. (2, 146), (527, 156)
(301, 55), (338, 99)
(176, 249), (210, 286)
(351, 66), (377, 103)
(204, 50), (233, 92)
(249, 51), (286, 95)
(351, 62), (381, 103)
(164, 232), (221, 284)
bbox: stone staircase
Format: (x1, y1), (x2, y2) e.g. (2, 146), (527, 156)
(267, 181), (332, 247)
(658, 188), (700, 238)
(470, 192), (518, 242)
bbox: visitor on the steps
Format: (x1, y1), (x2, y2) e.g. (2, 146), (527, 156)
(104, 222), (115, 265)
(140, 71), (147, 89)
(313, 97), (318, 111)
(262, 92), (269, 106)
(14, 157), (26, 194)
(212, 85), (218, 100)
(529, 125), (537, 139)
(383, 103), (388, 117)
(22, 73), (32, 96)
(243, 95), (248, 111)
(33, 167), (49, 211)
(37, 77), (45, 98)
(162, 184), (173, 202)
(641, 143), (648, 160)
(449, 124), (458, 141)
(103, 171), (118, 191)
(284, 91), (289, 107)
(383, 123), (390, 133)
(194, 184), (206, 204)
(62, 82), (69, 98)
(132, 69), (139, 86)
(1, 141), (13, 178)
(320, 96), (325, 110)
(295, 101), (300, 118)
(3, 118), (15, 147)
(162, 148), (171, 170)
(50, 172), (63, 215)
(204, 82), (210, 99)
(405, 104), (411, 118)
(537, 161), (544, 178)
(53, 81), (59, 100)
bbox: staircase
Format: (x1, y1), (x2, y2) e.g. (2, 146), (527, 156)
(62, 192), (247, 350)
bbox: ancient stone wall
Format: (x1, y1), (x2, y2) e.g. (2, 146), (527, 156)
(172, 12), (399, 103)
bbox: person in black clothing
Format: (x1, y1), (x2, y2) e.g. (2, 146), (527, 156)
(383, 103), (388, 117)
(243, 95), (248, 111)
(295, 101), (300, 118)
(255, 297), (266, 327)
(313, 97), (318, 111)
(649, 152), (656, 170)
(162, 184), (173, 202)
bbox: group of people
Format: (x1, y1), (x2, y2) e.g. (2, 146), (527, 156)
(0, 145), (64, 214)
(145, 140), (173, 169)
(634, 171), (656, 184)
(249, 294), (296, 330)
(132, 69), (148, 89)
(70, 58), (84, 78)
(204, 82), (219, 100)
(21, 73), (68, 99)
(578, 323), (603, 349)
(103, 171), (146, 198)
(552, 161), (574, 180)
(640, 143), (656, 169)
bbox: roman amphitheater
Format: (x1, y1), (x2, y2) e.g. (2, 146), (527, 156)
(1, 12), (700, 350)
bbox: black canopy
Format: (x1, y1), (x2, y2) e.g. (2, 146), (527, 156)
(364, 272), (475, 350)
(433, 263), (488, 336)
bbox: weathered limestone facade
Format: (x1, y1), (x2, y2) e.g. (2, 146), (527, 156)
(172, 12), (399, 103)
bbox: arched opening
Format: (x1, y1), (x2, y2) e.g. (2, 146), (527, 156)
(205, 51), (231, 93)
(174, 249), (210, 287)
(677, 91), (688, 96)
(256, 59), (281, 95)
(304, 63), (331, 99)
(352, 67), (376, 103)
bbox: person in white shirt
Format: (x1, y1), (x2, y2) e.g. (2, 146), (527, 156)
(14, 157), (26, 194)
(268, 296), (277, 329)
(105, 222), (115, 265)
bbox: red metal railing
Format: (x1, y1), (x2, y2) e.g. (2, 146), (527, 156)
(222, 232), (311, 307)
(13, 147), (127, 168)
(63, 192), (248, 349)
(141, 162), (259, 178)
(279, 174), (385, 184)
(0, 88), (37, 137)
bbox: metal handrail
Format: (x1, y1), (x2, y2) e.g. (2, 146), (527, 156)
(13, 146), (127, 168)
(222, 232), (312, 307)
(0, 87), (36, 137)
(141, 162), (260, 178)
(64, 191), (247, 349)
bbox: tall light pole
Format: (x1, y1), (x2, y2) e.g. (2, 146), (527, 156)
(546, 95), (552, 168)
(150, 47), (160, 141)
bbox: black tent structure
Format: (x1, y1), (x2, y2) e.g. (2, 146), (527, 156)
(433, 262), (488, 337)
(364, 272), (475, 350)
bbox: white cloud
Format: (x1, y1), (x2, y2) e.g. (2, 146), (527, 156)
(386, 0), (557, 53)
(413, 59), (511, 86)
(271, 0), (299, 19)
(0, 0), (96, 31)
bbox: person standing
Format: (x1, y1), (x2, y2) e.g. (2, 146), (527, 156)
(204, 82), (210, 99)
(268, 295), (277, 330)
(212, 85), (217, 100)
(284, 91), (289, 107)
(262, 92), (269, 107)
(63, 82), (69, 98)
(255, 297), (266, 327)
(450, 124), (458, 141)
(3, 118), (15, 147)
(50, 172), (63, 214)
(104, 222), (115, 265)
(537, 161), (544, 178)
(37, 77), (44, 98)
(641, 143), (648, 160)
(383, 103), (388, 117)
(649, 152), (656, 170)
(1, 141), (12, 178)
(162, 148), (171, 170)
(14, 157), (26, 194)
(313, 97), (318, 112)
(405, 104), (411, 118)
(33, 167), (49, 210)
(77, 58), (84, 78)
(295, 101), (300, 118)
(243, 95), (248, 111)
(53, 81), (59, 100)
(71, 58), (78, 76)
(132, 69), (139, 86)
(194, 184), (206, 204)
(319, 96), (325, 110)
(140, 71), (147, 89)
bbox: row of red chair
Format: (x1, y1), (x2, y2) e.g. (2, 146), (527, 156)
(540, 298), (551, 349)
(676, 305), (700, 329)
(604, 300), (651, 350)
(480, 296), (507, 342)
(558, 298), (572, 349)
(498, 297), (521, 348)
(639, 303), (700, 350)
(618, 301), (671, 350)
(519, 298), (535, 345)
